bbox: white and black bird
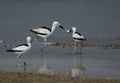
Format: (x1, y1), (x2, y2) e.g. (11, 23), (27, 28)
(7, 36), (32, 59)
(67, 27), (86, 41)
(30, 21), (64, 43)
(67, 27), (86, 52)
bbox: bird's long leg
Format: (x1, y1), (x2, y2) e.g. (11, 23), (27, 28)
(21, 58), (27, 72)
(40, 45), (44, 57)
(17, 54), (21, 59)
(79, 40), (83, 66)
(16, 54), (21, 71)
(34, 37), (45, 57)
(40, 37), (47, 57)
(73, 41), (76, 54)
(23, 62), (26, 72)
(73, 41), (77, 68)
(80, 46), (83, 55)
(44, 38), (47, 46)
(16, 54), (27, 72)
(80, 46), (83, 65)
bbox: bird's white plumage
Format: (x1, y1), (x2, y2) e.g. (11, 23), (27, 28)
(73, 33), (81, 39)
(7, 36), (32, 58)
(71, 27), (86, 41)
(32, 28), (51, 38)
(31, 21), (64, 43)
(12, 45), (29, 51)
(68, 27), (86, 53)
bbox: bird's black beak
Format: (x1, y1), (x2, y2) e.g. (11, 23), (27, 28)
(59, 25), (64, 29)
(69, 29), (72, 32)
(30, 40), (32, 43)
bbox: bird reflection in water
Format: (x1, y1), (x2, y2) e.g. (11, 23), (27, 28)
(67, 46), (86, 77)
(36, 46), (53, 75)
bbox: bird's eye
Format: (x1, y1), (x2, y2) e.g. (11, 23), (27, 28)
(57, 24), (59, 26)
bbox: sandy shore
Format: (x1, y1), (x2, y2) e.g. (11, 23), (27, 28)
(0, 72), (120, 83)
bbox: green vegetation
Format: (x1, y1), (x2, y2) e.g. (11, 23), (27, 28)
(0, 72), (120, 83)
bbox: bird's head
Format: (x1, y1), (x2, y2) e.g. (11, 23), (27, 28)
(66, 27), (76, 33)
(53, 21), (64, 29)
(27, 36), (32, 43)
(71, 27), (76, 32)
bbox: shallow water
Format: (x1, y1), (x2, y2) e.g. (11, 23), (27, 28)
(0, 0), (120, 79)
(0, 41), (120, 79)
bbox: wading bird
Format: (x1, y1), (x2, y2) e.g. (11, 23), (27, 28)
(7, 36), (32, 69)
(67, 27), (86, 53)
(30, 21), (64, 44)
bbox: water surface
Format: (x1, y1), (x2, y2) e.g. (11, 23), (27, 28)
(0, 0), (120, 79)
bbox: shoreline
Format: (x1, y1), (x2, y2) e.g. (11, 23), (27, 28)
(46, 42), (120, 49)
(0, 72), (120, 83)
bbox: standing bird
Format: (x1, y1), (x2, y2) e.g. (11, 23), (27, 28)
(67, 27), (86, 53)
(30, 21), (64, 44)
(7, 36), (32, 69)
(7, 36), (32, 58)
